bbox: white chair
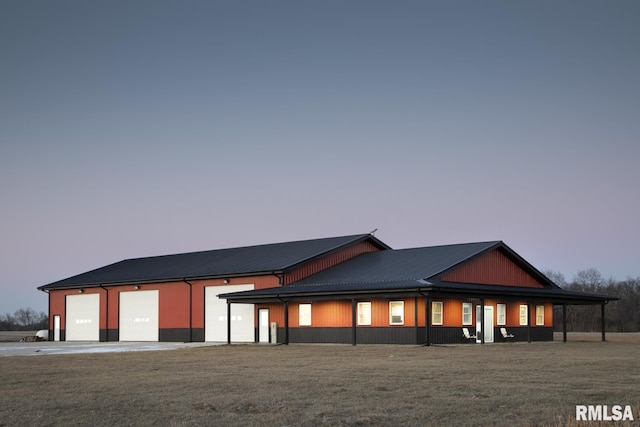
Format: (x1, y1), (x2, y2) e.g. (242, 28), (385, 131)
(500, 327), (514, 339)
(462, 327), (476, 341)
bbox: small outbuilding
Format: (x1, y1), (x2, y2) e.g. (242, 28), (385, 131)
(38, 234), (616, 344)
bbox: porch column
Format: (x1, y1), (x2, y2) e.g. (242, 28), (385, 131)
(527, 303), (532, 343)
(351, 298), (357, 346)
(562, 303), (567, 343)
(283, 301), (289, 345)
(227, 300), (231, 345)
(425, 296), (431, 346)
(480, 298), (485, 344)
(601, 303), (606, 342)
(414, 297), (420, 345)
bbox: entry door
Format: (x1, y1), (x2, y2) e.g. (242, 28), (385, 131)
(476, 305), (494, 343)
(259, 309), (269, 343)
(53, 315), (61, 341)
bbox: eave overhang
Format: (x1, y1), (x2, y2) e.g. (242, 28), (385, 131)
(218, 279), (618, 305)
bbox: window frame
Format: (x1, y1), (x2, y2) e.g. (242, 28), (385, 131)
(536, 305), (545, 326)
(299, 303), (312, 326)
(462, 302), (472, 326)
(432, 301), (443, 326)
(357, 302), (372, 326)
(519, 304), (528, 326)
(497, 303), (506, 326)
(389, 301), (404, 325)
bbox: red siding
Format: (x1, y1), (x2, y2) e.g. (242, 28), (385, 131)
(441, 249), (544, 288)
(284, 240), (381, 284)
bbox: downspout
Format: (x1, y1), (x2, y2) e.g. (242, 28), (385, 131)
(99, 285), (108, 342)
(183, 280), (193, 342)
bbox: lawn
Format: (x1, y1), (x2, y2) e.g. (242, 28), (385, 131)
(1, 334), (639, 426)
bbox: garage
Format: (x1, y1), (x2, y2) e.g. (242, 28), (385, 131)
(66, 293), (100, 341)
(119, 290), (159, 341)
(205, 284), (254, 342)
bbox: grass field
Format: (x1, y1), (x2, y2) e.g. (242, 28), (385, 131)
(1, 334), (639, 426)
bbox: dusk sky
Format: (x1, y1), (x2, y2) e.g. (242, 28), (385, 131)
(1, 1), (638, 315)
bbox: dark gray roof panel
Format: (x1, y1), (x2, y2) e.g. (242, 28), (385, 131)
(40, 234), (388, 290)
(219, 279), (618, 304)
(291, 241), (500, 285)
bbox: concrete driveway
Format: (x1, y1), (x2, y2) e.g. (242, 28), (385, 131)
(0, 341), (218, 357)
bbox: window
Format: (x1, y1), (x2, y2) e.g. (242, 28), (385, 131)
(432, 301), (443, 325)
(536, 305), (545, 325)
(299, 303), (311, 326)
(357, 302), (371, 326)
(519, 305), (528, 326)
(497, 304), (506, 326)
(462, 303), (472, 325)
(389, 301), (404, 325)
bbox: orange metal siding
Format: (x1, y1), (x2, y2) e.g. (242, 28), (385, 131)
(284, 241), (381, 284)
(441, 249), (544, 288)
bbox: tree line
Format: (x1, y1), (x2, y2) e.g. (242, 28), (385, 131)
(545, 268), (640, 332)
(0, 308), (48, 331)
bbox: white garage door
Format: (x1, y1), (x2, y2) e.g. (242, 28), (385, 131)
(66, 293), (100, 341)
(205, 284), (254, 342)
(119, 290), (159, 341)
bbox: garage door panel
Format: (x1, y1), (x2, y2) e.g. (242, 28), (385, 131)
(66, 294), (100, 341)
(119, 290), (159, 341)
(205, 285), (254, 342)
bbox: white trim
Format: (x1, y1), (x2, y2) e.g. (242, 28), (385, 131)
(462, 302), (472, 325)
(536, 305), (545, 325)
(389, 301), (404, 325)
(497, 303), (506, 326)
(357, 302), (371, 326)
(519, 304), (528, 326)
(432, 301), (443, 326)
(299, 303), (312, 326)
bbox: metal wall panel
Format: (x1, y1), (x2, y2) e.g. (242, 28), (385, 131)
(441, 249), (544, 288)
(285, 241), (381, 284)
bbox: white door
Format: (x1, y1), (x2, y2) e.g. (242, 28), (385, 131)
(476, 305), (494, 343)
(53, 315), (61, 341)
(205, 284), (254, 342)
(259, 309), (269, 343)
(119, 290), (159, 341)
(66, 294), (100, 341)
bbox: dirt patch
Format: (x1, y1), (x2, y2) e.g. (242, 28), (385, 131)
(1, 336), (639, 426)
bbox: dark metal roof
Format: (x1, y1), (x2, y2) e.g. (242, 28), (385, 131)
(218, 241), (617, 305)
(284, 241), (502, 285)
(219, 278), (618, 305)
(39, 234), (390, 290)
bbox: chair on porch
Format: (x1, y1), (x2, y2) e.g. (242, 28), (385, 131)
(462, 327), (476, 342)
(500, 327), (514, 340)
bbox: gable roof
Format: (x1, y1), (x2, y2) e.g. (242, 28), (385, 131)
(219, 241), (617, 304)
(38, 234), (390, 290)
(289, 241), (501, 286)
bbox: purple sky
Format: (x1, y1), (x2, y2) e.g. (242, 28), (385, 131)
(1, 1), (639, 315)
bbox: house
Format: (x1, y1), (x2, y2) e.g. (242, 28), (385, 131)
(38, 233), (616, 344)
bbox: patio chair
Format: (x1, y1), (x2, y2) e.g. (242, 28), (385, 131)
(462, 327), (476, 341)
(500, 327), (515, 339)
